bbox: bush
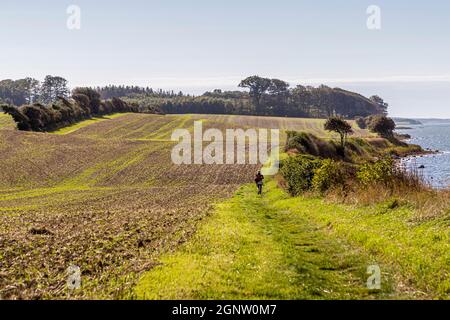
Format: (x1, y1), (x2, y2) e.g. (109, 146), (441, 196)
(357, 157), (394, 186)
(4, 94), (142, 132)
(280, 155), (322, 196)
(285, 131), (338, 158)
(312, 159), (348, 193)
(72, 87), (101, 114)
(355, 117), (367, 129)
(285, 131), (318, 154)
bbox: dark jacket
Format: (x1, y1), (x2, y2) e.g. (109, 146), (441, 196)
(255, 173), (264, 184)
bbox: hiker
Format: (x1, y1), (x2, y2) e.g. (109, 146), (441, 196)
(255, 171), (264, 195)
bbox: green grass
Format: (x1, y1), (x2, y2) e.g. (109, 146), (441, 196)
(51, 113), (128, 135)
(136, 179), (450, 300)
(0, 113), (14, 129)
(135, 181), (396, 300)
(292, 197), (450, 298)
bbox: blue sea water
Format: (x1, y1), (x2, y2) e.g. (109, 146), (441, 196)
(397, 120), (450, 189)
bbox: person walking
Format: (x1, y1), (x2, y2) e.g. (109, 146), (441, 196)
(255, 171), (264, 195)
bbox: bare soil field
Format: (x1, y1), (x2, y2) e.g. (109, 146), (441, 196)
(0, 113), (258, 299)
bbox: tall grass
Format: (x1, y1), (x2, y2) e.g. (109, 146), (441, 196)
(326, 161), (450, 222)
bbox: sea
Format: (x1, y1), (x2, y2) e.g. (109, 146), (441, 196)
(397, 119), (450, 189)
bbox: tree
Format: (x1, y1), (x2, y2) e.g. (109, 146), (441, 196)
(238, 76), (271, 114)
(0, 78), (40, 106)
(370, 95), (389, 115)
(20, 77), (41, 104)
(315, 85), (335, 117)
(268, 79), (290, 96)
(368, 115), (396, 138)
(40, 75), (69, 104)
(324, 116), (354, 154)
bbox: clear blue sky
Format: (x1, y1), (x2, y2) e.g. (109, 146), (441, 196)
(1, 0), (450, 117)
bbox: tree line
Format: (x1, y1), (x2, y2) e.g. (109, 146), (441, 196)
(2, 87), (144, 132)
(1, 75), (390, 131)
(0, 76), (69, 106)
(123, 76), (389, 119)
(95, 85), (184, 100)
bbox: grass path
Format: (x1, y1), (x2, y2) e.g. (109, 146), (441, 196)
(135, 181), (397, 300)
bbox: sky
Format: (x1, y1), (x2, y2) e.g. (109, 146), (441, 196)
(1, 0), (450, 118)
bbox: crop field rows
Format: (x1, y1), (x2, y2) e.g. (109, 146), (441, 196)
(0, 113), (274, 299)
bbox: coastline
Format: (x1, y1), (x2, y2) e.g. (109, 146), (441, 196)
(395, 124), (450, 189)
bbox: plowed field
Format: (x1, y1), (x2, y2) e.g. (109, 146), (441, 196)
(0, 113), (371, 299)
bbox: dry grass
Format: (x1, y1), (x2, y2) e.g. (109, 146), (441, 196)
(325, 166), (450, 223)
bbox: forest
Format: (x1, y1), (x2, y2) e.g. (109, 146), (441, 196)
(1, 75), (388, 132)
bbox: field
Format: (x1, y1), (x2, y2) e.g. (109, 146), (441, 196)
(0, 113), (373, 299)
(2, 113), (446, 300)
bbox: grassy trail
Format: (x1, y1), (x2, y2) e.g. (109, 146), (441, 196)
(135, 181), (397, 300)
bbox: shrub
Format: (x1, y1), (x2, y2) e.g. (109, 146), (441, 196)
(280, 155), (322, 196)
(357, 157), (394, 186)
(285, 131), (319, 155)
(355, 117), (367, 129)
(4, 94), (142, 132)
(285, 131), (338, 158)
(72, 87), (101, 114)
(312, 159), (348, 193)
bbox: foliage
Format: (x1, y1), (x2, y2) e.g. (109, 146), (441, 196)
(357, 157), (395, 186)
(0, 76), (69, 106)
(355, 117), (367, 129)
(3, 93), (140, 132)
(238, 76), (273, 112)
(280, 155), (322, 195)
(1, 75), (389, 119)
(312, 159), (348, 193)
(285, 131), (338, 158)
(369, 95), (389, 115)
(40, 75), (70, 104)
(368, 115), (396, 138)
(324, 117), (354, 153)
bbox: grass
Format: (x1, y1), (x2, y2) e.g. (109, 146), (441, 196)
(0, 113), (15, 129)
(135, 180), (397, 300)
(51, 113), (129, 135)
(136, 179), (449, 300)
(300, 196), (450, 298)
